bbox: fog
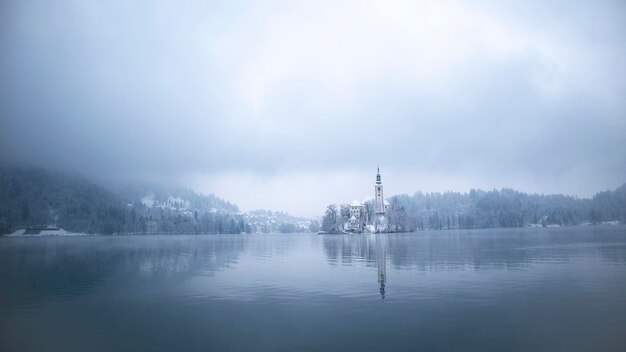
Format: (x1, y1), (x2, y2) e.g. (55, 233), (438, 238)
(1, 0), (625, 217)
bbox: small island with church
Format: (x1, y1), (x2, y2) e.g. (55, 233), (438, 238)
(320, 166), (393, 234)
(317, 165), (626, 234)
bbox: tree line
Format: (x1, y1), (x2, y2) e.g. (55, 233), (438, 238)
(321, 185), (626, 232)
(0, 167), (248, 235)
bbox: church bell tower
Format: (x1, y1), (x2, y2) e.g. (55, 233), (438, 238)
(375, 165), (385, 215)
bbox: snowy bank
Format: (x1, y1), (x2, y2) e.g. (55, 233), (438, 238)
(4, 228), (94, 237)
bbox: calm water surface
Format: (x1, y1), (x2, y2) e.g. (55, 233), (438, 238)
(1, 226), (626, 351)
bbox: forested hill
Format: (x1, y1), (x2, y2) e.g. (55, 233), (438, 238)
(0, 168), (247, 235)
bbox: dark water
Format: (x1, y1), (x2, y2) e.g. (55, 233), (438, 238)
(1, 226), (626, 352)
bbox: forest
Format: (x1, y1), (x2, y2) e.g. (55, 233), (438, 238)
(321, 185), (626, 233)
(0, 168), (248, 235)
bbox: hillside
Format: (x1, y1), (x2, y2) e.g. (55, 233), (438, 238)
(0, 168), (246, 235)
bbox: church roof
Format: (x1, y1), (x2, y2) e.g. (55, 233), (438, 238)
(350, 200), (363, 207)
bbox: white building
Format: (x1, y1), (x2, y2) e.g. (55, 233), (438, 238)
(345, 200), (363, 232)
(341, 166), (389, 233)
(349, 200), (363, 219)
(375, 166), (386, 215)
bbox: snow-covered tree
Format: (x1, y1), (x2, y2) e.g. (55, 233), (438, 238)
(321, 204), (339, 233)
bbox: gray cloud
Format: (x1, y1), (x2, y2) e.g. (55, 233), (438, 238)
(1, 0), (625, 216)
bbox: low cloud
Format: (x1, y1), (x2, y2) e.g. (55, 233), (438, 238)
(1, 0), (625, 216)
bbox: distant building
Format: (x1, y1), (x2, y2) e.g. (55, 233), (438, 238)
(345, 200), (363, 232)
(375, 166), (386, 215)
(349, 200), (363, 219)
(336, 166), (390, 233)
(370, 166), (389, 233)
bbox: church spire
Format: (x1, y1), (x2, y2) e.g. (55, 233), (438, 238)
(376, 164), (382, 185)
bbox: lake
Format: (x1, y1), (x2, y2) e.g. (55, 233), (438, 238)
(1, 226), (626, 351)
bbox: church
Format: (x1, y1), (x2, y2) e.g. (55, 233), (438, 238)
(344, 166), (389, 233)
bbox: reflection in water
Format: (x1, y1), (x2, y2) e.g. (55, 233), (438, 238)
(322, 227), (626, 273)
(376, 234), (386, 300)
(2, 227), (626, 352)
(321, 234), (388, 299)
(0, 235), (248, 307)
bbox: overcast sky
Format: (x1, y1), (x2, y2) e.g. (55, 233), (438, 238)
(1, 0), (625, 217)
